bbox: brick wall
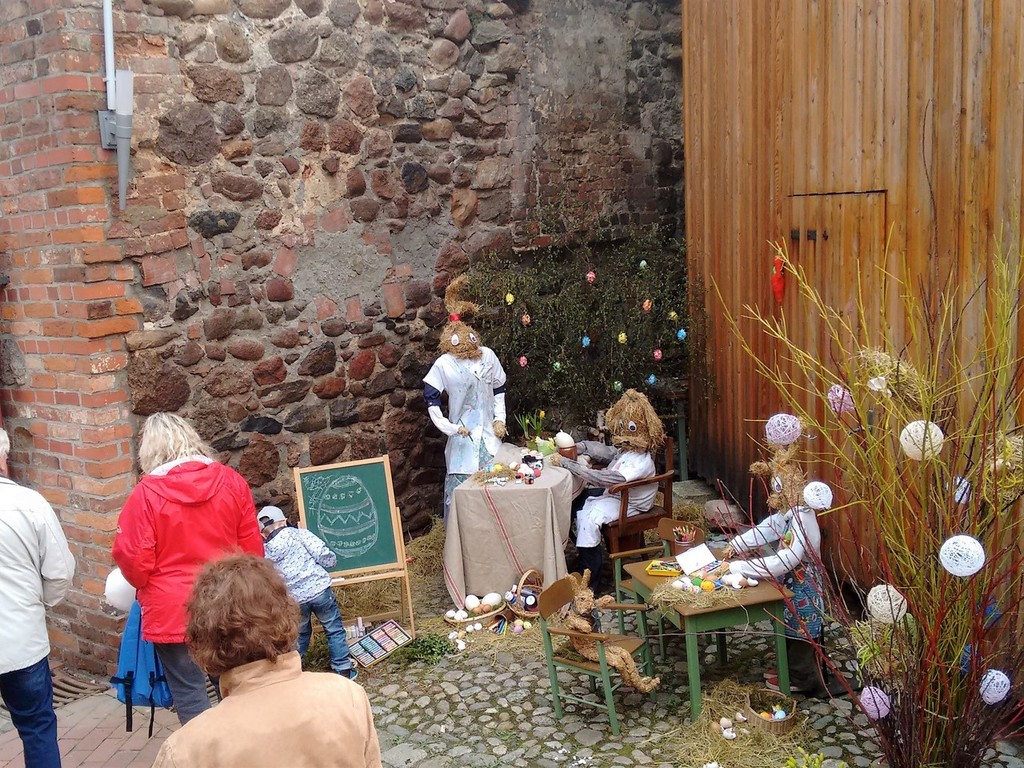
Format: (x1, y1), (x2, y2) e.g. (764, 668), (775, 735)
(0, 0), (144, 673)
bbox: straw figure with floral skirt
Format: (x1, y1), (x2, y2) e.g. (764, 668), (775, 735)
(556, 389), (665, 591)
(564, 569), (660, 693)
(721, 413), (847, 698)
(423, 275), (508, 519)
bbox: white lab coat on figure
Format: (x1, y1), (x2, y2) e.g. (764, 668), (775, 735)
(423, 347), (507, 475)
(727, 506), (821, 580)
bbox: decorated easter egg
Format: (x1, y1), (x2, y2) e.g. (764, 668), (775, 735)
(522, 621), (532, 629)
(773, 710), (787, 720)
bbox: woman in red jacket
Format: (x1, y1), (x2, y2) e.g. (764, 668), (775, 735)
(112, 413), (264, 725)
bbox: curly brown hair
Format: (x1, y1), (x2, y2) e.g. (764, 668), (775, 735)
(186, 554), (300, 676)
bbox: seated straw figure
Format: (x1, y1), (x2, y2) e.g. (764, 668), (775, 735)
(556, 390), (665, 592)
(722, 415), (847, 698)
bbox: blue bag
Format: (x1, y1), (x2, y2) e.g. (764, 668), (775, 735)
(110, 601), (173, 736)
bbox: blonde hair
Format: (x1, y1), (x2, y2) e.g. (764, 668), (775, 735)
(139, 413), (214, 474)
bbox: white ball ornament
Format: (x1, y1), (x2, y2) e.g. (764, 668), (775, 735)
(827, 384), (854, 414)
(866, 584), (908, 624)
(939, 535), (986, 577)
(899, 420), (945, 461)
(802, 481), (834, 510)
(765, 413), (802, 446)
(104, 568), (137, 612)
(859, 686), (891, 720)
(980, 670), (1011, 705)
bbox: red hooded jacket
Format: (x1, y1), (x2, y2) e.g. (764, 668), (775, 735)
(112, 459), (264, 643)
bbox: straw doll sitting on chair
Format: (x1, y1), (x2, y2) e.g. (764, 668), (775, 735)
(564, 570), (661, 693)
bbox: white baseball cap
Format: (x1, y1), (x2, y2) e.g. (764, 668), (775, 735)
(257, 505), (287, 530)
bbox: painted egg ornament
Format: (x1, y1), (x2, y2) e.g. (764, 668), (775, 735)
(553, 361), (562, 371)
(617, 332), (628, 344)
(653, 348), (663, 361)
(669, 310), (679, 321)
(505, 292), (515, 305)
(646, 374), (657, 386)
(512, 624), (523, 634)
(518, 355), (528, 368)
(582, 335), (591, 348)
(586, 270), (596, 284)
(773, 710), (787, 720)
(859, 686), (891, 720)
(639, 260), (648, 270)
(521, 313), (531, 326)
(676, 328), (687, 341)
(522, 621), (532, 629)
(613, 381), (623, 392)
(642, 299), (653, 312)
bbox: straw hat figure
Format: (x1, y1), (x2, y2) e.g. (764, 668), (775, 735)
(423, 276), (508, 519)
(564, 569), (660, 693)
(558, 389), (666, 591)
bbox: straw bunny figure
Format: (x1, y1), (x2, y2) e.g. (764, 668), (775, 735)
(423, 275), (507, 519)
(563, 569), (660, 693)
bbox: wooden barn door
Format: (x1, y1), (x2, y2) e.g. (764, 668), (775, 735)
(783, 191), (886, 582)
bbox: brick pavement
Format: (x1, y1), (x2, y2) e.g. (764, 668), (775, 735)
(0, 690), (179, 768)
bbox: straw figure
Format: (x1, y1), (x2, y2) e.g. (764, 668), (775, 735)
(564, 569), (660, 693)
(556, 389), (666, 590)
(722, 415), (846, 698)
(423, 275), (508, 518)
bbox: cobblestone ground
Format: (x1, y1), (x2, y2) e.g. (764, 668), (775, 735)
(358, 615), (1024, 768)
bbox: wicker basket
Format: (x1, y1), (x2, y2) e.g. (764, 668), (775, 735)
(507, 569), (543, 620)
(444, 601), (506, 627)
(745, 688), (797, 735)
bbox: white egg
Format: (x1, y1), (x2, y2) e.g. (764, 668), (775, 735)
(445, 609), (457, 619)
(454, 609), (469, 621)
(482, 592), (502, 606)
(473, 622), (483, 631)
(447, 631), (458, 640)
(456, 640), (466, 651)
(671, 579), (684, 590)
(464, 595), (481, 611)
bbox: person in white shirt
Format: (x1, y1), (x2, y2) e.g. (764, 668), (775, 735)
(557, 390), (665, 590)
(0, 428), (76, 768)
(423, 275), (507, 519)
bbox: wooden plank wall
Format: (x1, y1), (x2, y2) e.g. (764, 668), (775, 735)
(682, 0), (1024, 584)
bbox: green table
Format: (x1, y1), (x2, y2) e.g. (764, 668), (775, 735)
(624, 561), (792, 720)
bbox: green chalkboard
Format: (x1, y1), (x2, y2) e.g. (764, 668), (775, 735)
(294, 456), (402, 578)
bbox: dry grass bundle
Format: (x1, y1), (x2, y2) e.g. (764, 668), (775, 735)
(419, 615), (545, 661)
(665, 679), (813, 768)
(648, 580), (742, 611)
(850, 618), (915, 683)
(853, 347), (929, 411)
(672, 500), (707, 529)
(981, 433), (1024, 507)
(468, 466), (518, 484)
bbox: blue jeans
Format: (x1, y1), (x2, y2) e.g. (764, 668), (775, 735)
(298, 587), (355, 678)
(0, 656), (60, 768)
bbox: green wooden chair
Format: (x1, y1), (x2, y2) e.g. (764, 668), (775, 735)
(538, 575), (657, 736)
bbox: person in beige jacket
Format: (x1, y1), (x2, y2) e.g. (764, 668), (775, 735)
(152, 554), (381, 768)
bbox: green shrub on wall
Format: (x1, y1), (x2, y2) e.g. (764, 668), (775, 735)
(465, 224), (688, 433)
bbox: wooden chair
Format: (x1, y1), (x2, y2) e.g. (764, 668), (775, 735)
(601, 436), (676, 557)
(538, 575), (656, 736)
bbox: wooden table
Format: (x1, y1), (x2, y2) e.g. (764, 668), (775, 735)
(624, 560), (793, 719)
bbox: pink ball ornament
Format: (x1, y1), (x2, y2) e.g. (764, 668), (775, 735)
(653, 348), (663, 361)
(859, 686), (891, 720)
(518, 355), (528, 368)
(827, 384), (854, 414)
(765, 413), (802, 446)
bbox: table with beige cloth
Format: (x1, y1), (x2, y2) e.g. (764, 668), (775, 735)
(443, 443), (583, 608)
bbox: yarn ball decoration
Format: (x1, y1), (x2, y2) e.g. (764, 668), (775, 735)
(765, 413), (802, 446)
(802, 481), (833, 510)
(939, 535), (986, 577)
(980, 670), (1012, 705)
(866, 584), (908, 624)
(859, 687), (892, 720)
(899, 420), (945, 461)
(827, 384), (855, 414)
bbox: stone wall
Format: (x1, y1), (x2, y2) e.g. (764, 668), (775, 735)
(0, 0), (681, 675)
(120, 0), (683, 532)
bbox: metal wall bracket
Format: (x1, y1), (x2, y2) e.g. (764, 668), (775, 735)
(98, 110), (117, 149)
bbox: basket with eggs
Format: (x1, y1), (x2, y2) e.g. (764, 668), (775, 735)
(444, 592), (506, 626)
